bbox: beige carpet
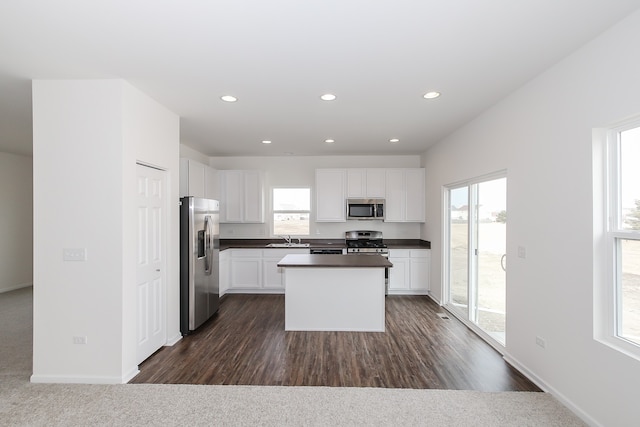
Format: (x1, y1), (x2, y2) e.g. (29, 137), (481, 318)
(0, 287), (585, 426)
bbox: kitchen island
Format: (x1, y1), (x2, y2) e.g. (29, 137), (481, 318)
(277, 254), (392, 332)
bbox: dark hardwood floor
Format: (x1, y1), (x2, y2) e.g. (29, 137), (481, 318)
(131, 294), (540, 391)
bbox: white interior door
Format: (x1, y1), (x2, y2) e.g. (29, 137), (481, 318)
(136, 164), (167, 364)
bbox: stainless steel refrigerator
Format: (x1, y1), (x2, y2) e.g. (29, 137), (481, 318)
(180, 196), (219, 335)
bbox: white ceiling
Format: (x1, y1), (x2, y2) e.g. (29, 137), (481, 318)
(1, 1), (639, 157)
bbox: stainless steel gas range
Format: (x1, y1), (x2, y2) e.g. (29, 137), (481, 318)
(345, 230), (389, 256)
(345, 230), (390, 293)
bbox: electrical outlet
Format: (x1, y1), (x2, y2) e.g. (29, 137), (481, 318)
(535, 336), (546, 349)
(63, 248), (87, 262)
(518, 246), (526, 259)
(73, 336), (87, 345)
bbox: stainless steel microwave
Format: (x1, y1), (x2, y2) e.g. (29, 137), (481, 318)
(346, 198), (385, 220)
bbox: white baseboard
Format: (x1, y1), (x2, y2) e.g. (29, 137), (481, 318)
(0, 282), (33, 294)
(502, 354), (601, 427)
(30, 365), (140, 385)
(387, 289), (429, 296)
(224, 288), (285, 294)
(31, 370), (139, 385)
(166, 332), (182, 346)
(122, 367), (140, 384)
(426, 293), (441, 305)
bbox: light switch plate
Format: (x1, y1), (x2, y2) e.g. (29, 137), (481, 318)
(63, 248), (87, 261)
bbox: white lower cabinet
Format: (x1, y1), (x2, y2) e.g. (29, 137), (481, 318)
(389, 249), (410, 291)
(224, 247), (427, 295)
(219, 249), (230, 296)
(227, 248), (309, 293)
(409, 250), (430, 293)
(229, 249), (262, 289)
(262, 248), (309, 290)
(388, 249), (430, 295)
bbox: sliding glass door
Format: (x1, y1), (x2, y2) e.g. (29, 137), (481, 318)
(446, 175), (507, 346)
(449, 187), (469, 312)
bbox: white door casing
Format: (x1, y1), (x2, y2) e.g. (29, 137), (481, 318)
(136, 164), (167, 364)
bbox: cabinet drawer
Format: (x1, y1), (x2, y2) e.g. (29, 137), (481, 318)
(231, 249), (262, 258)
(389, 249), (410, 258)
(410, 249), (430, 258)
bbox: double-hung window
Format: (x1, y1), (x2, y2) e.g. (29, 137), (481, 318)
(272, 188), (310, 236)
(601, 121), (640, 355)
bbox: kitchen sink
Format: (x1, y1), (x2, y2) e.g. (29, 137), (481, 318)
(265, 243), (310, 248)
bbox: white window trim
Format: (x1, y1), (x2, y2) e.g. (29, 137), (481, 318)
(594, 119), (640, 362)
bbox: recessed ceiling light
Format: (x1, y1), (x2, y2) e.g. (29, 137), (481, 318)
(423, 91), (441, 99)
(262, 140), (272, 144)
(325, 139), (335, 143)
(390, 138), (400, 143)
(221, 95), (237, 102)
(320, 93), (336, 101)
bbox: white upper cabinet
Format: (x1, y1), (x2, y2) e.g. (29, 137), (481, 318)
(384, 169), (405, 222)
(205, 165), (219, 200)
(219, 170), (264, 223)
(243, 170), (264, 223)
(405, 168), (425, 222)
(180, 158), (218, 200)
(316, 169), (346, 222)
(180, 158), (205, 198)
(347, 169), (386, 198)
(385, 168), (425, 222)
(220, 170), (243, 222)
(317, 167), (424, 223)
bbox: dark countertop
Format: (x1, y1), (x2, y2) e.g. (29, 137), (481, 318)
(277, 254), (393, 268)
(220, 238), (430, 251)
(385, 239), (431, 250)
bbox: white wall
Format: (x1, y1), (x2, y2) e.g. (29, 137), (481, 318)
(180, 144), (209, 165)
(206, 155), (423, 239)
(123, 83), (181, 356)
(0, 152), (33, 293)
(32, 80), (179, 384)
(421, 10), (640, 427)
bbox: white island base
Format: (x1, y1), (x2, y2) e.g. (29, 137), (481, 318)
(283, 267), (385, 332)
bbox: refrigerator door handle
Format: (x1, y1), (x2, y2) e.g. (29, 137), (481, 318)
(204, 215), (212, 275)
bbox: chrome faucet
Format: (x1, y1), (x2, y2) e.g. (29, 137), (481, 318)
(278, 235), (292, 244)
